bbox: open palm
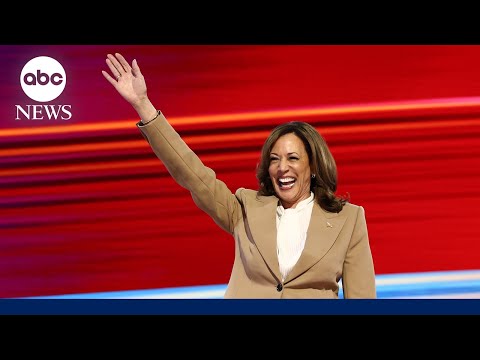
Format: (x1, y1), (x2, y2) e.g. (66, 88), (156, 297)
(102, 53), (148, 107)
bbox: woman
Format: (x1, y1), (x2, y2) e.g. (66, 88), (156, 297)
(102, 52), (376, 298)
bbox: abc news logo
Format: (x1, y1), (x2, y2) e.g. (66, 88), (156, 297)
(15, 56), (72, 121)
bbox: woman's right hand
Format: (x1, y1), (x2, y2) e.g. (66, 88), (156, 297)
(102, 53), (148, 109)
(102, 52), (158, 122)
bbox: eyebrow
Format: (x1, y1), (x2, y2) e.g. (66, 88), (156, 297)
(270, 152), (300, 156)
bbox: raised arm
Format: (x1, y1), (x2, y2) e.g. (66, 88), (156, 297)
(102, 52), (242, 234)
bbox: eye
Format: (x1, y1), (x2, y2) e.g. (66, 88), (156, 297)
(269, 157), (279, 162)
(289, 156), (299, 161)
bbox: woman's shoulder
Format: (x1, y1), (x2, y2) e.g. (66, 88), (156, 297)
(234, 188), (277, 204)
(342, 202), (362, 211)
(338, 201), (366, 218)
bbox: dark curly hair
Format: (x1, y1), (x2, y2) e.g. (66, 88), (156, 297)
(256, 121), (348, 213)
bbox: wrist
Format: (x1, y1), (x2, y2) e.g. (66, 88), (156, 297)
(132, 98), (157, 124)
(132, 96), (153, 112)
(141, 110), (161, 125)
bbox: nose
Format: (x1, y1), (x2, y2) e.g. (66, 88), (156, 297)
(278, 158), (289, 172)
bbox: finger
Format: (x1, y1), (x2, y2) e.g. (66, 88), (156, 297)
(131, 59), (141, 77)
(107, 53), (125, 77)
(101, 70), (117, 86)
(115, 53), (131, 72)
(105, 57), (122, 80)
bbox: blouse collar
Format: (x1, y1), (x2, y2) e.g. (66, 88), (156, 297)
(277, 192), (314, 216)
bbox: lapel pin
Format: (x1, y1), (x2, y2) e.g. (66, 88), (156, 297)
(326, 221), (333, 228)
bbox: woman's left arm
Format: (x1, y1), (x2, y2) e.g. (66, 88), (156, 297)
(342, 206), (377, 299)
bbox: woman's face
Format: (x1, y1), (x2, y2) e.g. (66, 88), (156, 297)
(268, 132), (312, 209)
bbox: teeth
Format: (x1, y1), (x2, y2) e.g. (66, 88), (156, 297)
(279, 177), (295, 183)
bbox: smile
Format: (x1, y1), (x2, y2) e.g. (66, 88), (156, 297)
(278, 177), (296, 189)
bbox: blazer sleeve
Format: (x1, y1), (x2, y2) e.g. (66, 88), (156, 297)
(136, 112), (241, 234)
(341, 206), (377, 298)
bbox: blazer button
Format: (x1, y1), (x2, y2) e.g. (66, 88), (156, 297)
(276, 283), (283, 292)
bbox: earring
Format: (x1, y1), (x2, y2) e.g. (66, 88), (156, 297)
(311, 174), (315, 178)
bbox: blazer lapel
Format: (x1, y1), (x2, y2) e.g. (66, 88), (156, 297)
(247, 196), (282, 282)
(284, 204), (347, 283)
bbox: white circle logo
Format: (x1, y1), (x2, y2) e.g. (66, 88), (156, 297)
(20, 56), (66, 102)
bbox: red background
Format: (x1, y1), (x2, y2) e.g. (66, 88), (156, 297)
(1, 45), (479, 298)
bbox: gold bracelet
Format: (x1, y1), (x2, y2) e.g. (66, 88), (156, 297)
(142, 110), (161, 125)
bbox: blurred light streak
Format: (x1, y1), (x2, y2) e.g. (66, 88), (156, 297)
(21, 270), (480, 299)
(3, 96), (480, 138)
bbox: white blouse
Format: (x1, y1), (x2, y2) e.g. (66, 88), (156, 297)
(276, 192), (315, 282)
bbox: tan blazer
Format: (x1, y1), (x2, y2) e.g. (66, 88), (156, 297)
(138, 112), (377, 299)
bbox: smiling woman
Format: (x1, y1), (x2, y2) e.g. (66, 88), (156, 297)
(101, 52), (377, 299)
(255, 122), (352, 283)
(256, 121), (348, 212)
